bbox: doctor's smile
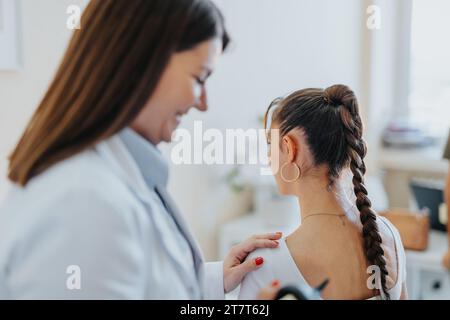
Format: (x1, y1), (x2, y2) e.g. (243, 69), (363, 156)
(4, 0), (450, 307)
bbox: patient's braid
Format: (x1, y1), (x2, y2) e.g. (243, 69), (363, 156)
(324, 84), (390, 300)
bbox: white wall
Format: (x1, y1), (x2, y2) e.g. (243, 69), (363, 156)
(0, 0), (367, 259)
(0, 0), (88, 198)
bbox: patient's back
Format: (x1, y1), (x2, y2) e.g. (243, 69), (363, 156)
(238, 216), (406, 300)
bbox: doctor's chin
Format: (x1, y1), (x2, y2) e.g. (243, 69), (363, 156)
(0, 0), (449, 311)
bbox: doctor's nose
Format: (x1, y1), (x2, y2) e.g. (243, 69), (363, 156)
(194, 87), (208, 112)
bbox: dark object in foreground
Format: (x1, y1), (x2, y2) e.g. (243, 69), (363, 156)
(276, 279), (329, 300)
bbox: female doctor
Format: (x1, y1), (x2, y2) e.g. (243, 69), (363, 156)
(0, 0), (282, 299)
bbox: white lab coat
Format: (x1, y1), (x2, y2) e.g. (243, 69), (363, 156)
(0, 132), (223, 299)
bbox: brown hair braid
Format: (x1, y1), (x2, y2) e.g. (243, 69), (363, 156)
(324, 85), (390, 299)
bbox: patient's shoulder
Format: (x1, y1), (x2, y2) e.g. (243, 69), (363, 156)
(238, 244), (284, 299)
(238, 239), (308, 299)
(247, 244), (285, 279)
(376, 216), (406, 292)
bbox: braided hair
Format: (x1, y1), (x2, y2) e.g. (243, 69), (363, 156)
(266, 84), (390, 299)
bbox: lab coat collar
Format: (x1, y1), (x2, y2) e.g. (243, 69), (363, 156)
(117, 128), (205, 276)
(118, 128), (168, 189)
(94, 130), (206, 297)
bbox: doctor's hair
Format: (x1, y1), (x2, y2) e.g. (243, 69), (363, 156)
(8, 0), (229, 186)
(264, 84), (390, 300)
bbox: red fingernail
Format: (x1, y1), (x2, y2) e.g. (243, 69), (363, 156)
(255, 257), (264, 266)
(272, 280), (280, 287)
(276, 232), (283, 236)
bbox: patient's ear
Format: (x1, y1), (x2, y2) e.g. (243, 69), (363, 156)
(282, 134), (299, 163)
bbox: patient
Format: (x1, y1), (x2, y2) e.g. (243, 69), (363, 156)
(239, 85), (408, 300)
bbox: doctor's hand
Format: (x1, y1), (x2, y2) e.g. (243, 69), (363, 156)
(257, 280), (281, 300)
(223, 232), (282, 293)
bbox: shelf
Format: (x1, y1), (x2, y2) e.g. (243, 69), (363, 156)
(405, 230), (449, 272)
(378, 145), (448, 174)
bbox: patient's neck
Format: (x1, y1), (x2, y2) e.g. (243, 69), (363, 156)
(292, 176), (344, 221)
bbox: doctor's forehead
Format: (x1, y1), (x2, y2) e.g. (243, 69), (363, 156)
(190, 39), (223, 70)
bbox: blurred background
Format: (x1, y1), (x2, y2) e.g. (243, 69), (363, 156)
(0, 0), (449, 299)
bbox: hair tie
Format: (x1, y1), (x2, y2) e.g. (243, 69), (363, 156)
(324, 95), (341, 108)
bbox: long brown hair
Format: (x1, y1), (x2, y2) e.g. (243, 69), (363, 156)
(265, 84), (390, 299)
(8, 0), (229, 186)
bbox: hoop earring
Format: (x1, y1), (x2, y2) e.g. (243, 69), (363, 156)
(280, 162), (301, 183)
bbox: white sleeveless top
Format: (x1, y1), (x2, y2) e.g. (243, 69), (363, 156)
(238, 216), (406, 300)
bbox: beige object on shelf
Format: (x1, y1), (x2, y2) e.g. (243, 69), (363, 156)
(442, 203), (450, 269)
(443, 252), (450, 269)
(379, 208), (430, 251)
